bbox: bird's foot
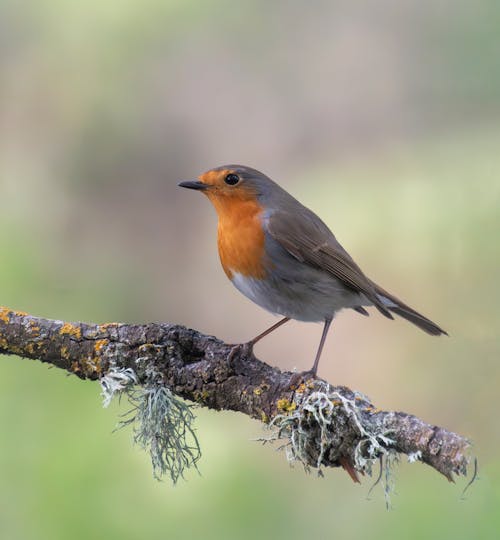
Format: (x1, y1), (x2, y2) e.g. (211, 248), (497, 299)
(289, 368), (318, 390)
(228, 341), (254, 366)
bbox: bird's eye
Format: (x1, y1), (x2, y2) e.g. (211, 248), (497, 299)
(224, 173), (240, 186)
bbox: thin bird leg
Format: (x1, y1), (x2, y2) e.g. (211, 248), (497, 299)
(311, 318), (332, 375)
(228, 317), (291, 364)
(249, 317), (291, 346)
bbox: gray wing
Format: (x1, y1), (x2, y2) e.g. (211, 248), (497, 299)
(266, 210), (393, 318)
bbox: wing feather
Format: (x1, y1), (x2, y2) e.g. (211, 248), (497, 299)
(267, 211), (393, 318)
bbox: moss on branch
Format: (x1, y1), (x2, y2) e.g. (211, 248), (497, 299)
(0, 306), (473, 494)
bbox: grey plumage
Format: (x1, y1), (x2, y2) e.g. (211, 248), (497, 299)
(219, 164), (446, 336)
(180, 163), (447, 375)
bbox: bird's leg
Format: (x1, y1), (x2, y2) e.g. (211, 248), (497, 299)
(248, 317), (291, 347)
(290, 318), (332, 387)
(311, 318), (332, 376)
(228, 317), (291, 363)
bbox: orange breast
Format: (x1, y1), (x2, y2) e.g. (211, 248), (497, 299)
(209, 194), (267, 280)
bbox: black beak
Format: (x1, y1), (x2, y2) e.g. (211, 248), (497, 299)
(178, 180), (208, 191)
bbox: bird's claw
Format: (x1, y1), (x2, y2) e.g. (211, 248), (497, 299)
(228, 341), (254, 366)
(289, 368), (318, 390)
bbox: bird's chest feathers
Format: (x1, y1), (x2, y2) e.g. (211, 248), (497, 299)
(215, 197), (267, 280)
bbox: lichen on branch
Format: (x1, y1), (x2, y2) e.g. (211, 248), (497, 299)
(102, 363), (201, 483)
(0, 306), (473, 492)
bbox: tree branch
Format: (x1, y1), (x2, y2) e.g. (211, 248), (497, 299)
(0, 306), (472, 485)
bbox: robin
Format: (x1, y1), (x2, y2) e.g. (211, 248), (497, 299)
(179, 164), (446, 376)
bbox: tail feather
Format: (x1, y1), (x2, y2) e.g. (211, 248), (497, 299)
(372, 282), (448, 336)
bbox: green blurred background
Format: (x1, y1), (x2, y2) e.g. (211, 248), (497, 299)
(1, 1), (499, 538)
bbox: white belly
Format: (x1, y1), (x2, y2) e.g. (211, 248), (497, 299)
(230, 270), (369, 322)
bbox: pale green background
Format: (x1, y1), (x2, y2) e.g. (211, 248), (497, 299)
(1, 1), (499, 539)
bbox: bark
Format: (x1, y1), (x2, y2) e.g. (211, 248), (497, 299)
(0, 306), (472, 482)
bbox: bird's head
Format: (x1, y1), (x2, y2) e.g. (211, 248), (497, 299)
(178, 164), (278, 209)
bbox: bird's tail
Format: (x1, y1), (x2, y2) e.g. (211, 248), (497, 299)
(371, 282), (448, 336)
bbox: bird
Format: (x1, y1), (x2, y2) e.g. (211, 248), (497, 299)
(179, 164), (447, 376)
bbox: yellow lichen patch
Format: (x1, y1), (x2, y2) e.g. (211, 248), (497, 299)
(260, 410), (269, 424)
(277, 398), (297, 413)
(94, 339), (108, 355)
(81, 356), (102, 376)
(138, 343), (161, 355)
(331, 399), (342, 407)
(25, 343), (37, 356)
(364, 406), (375, 413)
(2, 341), (22, 355)
(14, 310), (28, 317)
(291, 380), (314, 391)
(0, 307), (12, 324)
(29, 321), (40, 336)
(70, 356), (103, 377)
(193, 390), (211, 403)
(60, 346), (70, 359)
(253, 383), (270, 396)
(99, 322), (119, 331)
(60, 323), (82, 339)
